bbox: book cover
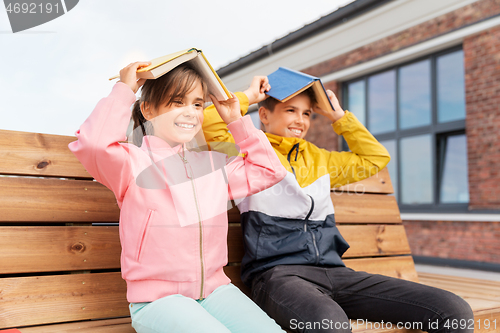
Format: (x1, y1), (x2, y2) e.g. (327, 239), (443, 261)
(266, 67), (335, 112)
(109, 48), (231, 101)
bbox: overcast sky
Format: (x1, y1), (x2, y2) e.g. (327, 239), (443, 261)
(1, 0), (354, 136)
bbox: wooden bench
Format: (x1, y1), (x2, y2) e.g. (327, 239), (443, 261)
(0, 129), (499, 332)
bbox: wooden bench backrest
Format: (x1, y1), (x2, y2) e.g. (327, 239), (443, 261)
(0, 130), (126, 329)
(0, 129), (416, 329)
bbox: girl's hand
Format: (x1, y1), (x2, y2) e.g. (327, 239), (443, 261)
(118, 61), (151, 94)
(210, 93), (242, 125)
(313, 89), (345, 123)
(242, 76), (271, 105)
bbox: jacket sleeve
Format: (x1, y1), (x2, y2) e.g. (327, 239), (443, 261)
(327, 111), (391, 188)
(224, 115), (287, 200)
(202, 92), (250, 145)
(68, 82), (137, 205)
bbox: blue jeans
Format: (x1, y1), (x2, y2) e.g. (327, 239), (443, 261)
(251, 265), (474, 333)
(129, 283), (284, 333)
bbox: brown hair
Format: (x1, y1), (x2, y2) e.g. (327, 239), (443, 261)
(258, 87), (317, 111)
(131, 64), (208, 146)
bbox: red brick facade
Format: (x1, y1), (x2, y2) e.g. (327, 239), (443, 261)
(304, 81), (340, 152)
(302, 0), (500, 211)
(297, 0), (500, 265)
(464, 26), (500, 210)
(404, 220), (500, 263)
(302, 0), (500, 77)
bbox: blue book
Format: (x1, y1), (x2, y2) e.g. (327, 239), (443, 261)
(266, 67), (335, 112)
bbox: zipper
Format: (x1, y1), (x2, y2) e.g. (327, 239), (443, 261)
(179, 152), (205, 300)
(286, 143), (300, 179)
(304, 195), (320, 265)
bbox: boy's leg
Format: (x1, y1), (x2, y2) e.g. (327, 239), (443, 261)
(200, 283), (285, 333)
(251, 265), (352, 333)
(329, 267), (474, 333)
(129, 295), (231, 333)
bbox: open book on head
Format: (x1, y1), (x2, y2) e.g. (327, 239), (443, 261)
(109, 48), (231, 101)
(266, 67), (335, 112)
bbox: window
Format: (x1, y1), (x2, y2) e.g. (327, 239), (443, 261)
(343, 47), (468, 212)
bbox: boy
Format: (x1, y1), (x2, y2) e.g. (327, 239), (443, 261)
(203, 76), (473, 333)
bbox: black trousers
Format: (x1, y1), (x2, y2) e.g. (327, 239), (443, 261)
(251, 265), (474, 333)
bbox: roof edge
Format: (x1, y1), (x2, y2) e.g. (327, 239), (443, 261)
(217, 0), (392, 77)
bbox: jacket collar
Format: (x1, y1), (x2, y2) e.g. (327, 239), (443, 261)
(140, 135), (183, 154)
(265, 132), (305, 156)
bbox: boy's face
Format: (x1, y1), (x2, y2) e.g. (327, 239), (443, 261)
(260, 93), (312, 139)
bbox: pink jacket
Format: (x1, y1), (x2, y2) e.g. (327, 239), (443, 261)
(69, 83), (286, 303)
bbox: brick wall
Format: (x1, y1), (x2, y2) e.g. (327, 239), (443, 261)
(296, 0), (500, 264)
(300, 0), (500, 211)
(302, 0), (500, 77)
(404, 220), (500, 264)
(464, 26), (500, 210)
(304, 81), (340, 151)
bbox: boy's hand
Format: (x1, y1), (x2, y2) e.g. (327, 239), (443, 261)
(243, 76), (271, 105)
(313, 89), (345, 123)
(118, 61), (151, 94)
(210, 93), (242, 125)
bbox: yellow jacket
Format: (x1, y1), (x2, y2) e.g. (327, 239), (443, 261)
(203, 92), (390, 189)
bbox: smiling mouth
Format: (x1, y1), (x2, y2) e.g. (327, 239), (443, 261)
(175, 123), (196, 130)
(289, 128), (303, 136)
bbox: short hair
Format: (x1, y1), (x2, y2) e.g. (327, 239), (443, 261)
(258, 87), (317, 111)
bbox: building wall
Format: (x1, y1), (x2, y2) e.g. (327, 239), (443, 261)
(300, 0), (500, 212)
(464, 25), (500, 210)
(303, 81), (340, 152)
(219, 0), (500, 265)
(299, 0), (500, 263)
(221, 0), (482, 92)
(404, 220), (500, 263)
(302, 0), (500, 77)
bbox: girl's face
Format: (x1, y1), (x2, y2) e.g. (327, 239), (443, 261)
(145, 81), (204, 147)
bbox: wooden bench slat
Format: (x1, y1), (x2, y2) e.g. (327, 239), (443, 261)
(227, 224), (411, 263)
(418, 273), (500, 300)
(0, 226), (121, 274)
(0, 272), (128, 329)
(0, 130), (90, 179)
(1, 178), (400, 224)
(344, 256), (419, 282)
(334, 167), (394, 194)
(2, 223), (410, 272)
(340, 225), (411, 257)
(0, 177), (119, 223)
(18, 318), (134, 333)
(418, 273), (500, 291)
(332, 193), (402, 224)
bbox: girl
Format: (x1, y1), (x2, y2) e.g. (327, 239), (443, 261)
(69, 61), (286, 333)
